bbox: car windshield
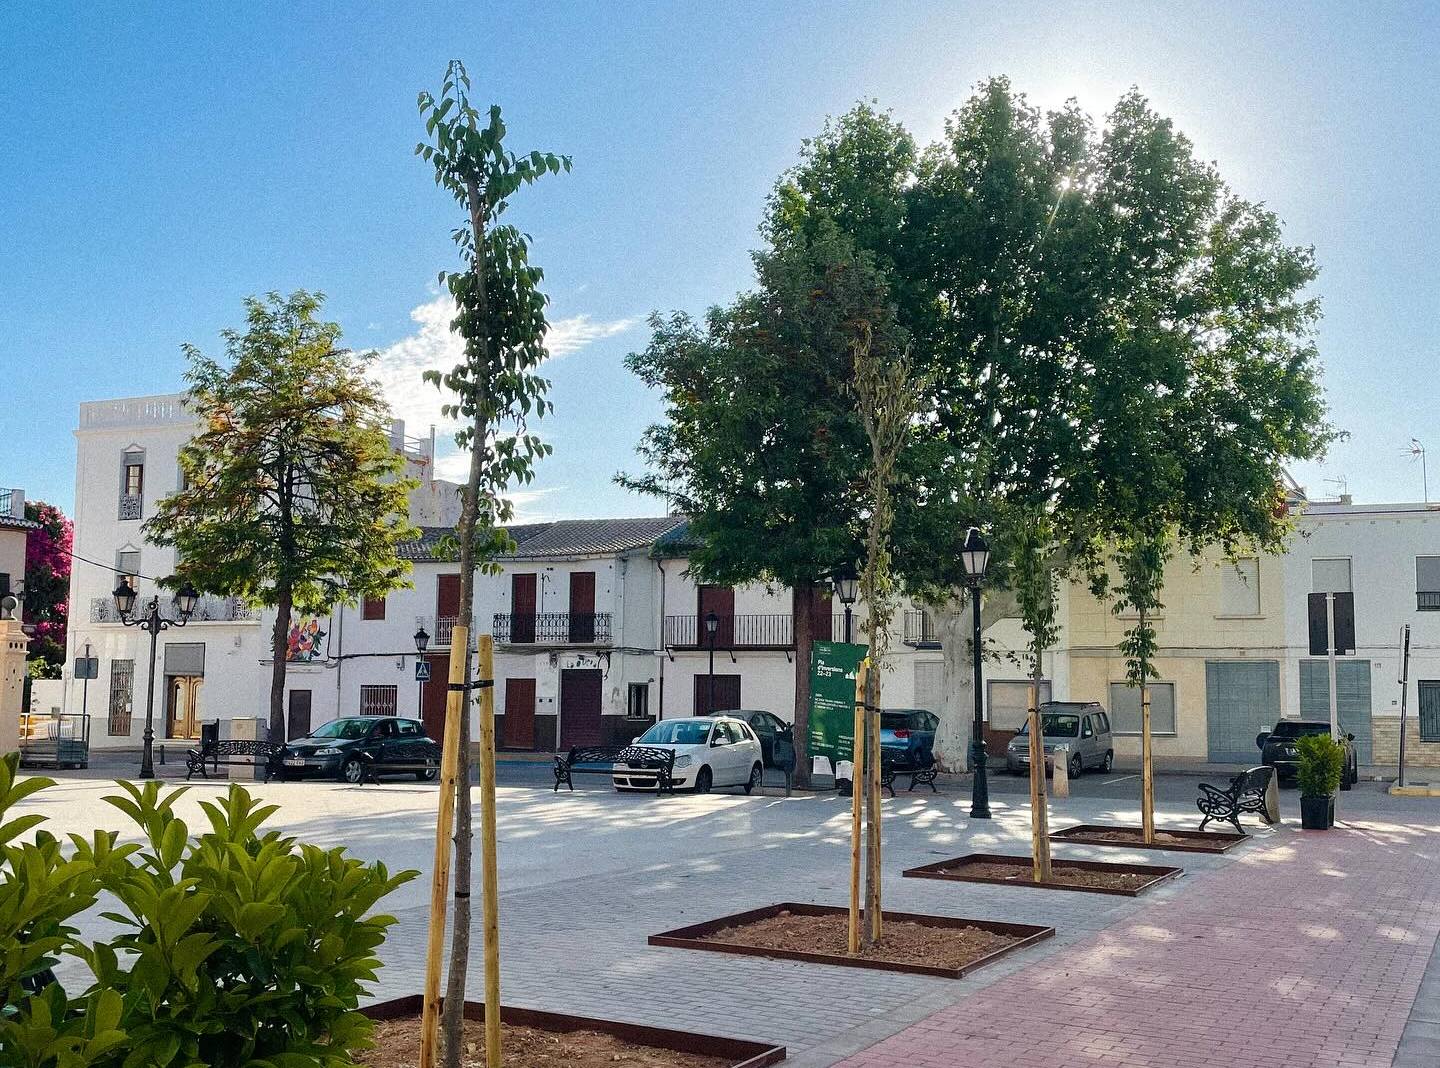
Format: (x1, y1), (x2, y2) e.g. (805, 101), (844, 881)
(309, 718), (375, 740)
(1271, 721), (1331, 738)
(1015, 714), (1081, 738)
(637, 721), (711, 745)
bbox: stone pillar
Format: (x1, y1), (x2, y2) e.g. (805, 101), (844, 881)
(224, 716), (269, 780)
(0, 620), (30, 755)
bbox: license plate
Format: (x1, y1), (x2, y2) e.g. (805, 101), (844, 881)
(284, 758), (306, 767)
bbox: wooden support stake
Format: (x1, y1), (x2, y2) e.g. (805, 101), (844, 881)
(848, 660), (867, 955)
(865, 668), (882, 945)
(1141, 681), (1155, 845)
(476, 635), (501, 1068)
(1027, 685), (1052, 882)
(419, 624), (469, 1068)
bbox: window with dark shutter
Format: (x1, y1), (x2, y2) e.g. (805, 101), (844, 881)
(1418, 557), (1440, 611)
(362, 595), (386, 620)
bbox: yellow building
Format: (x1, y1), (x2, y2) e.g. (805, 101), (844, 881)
(1065, 548), (1290, 765)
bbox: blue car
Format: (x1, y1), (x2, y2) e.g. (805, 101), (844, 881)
(879, 708), (938, 763)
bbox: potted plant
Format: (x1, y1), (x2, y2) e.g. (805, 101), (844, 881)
(1296, 733), (1344, 830)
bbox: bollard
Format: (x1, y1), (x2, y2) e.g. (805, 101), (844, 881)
(1052, 745), (1070, 798)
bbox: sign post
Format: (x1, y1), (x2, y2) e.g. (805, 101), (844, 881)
(1399, 624), (1412, 787)
(807, 640), (868, 774)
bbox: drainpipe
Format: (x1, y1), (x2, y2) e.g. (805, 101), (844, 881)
(656, 558), (667, 721)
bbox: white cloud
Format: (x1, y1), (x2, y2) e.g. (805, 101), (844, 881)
(544, 313), (641, 359)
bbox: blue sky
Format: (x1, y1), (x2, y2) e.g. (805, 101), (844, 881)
(4, 2), (1438, 518)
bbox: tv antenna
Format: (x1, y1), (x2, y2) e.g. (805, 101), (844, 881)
(1410, 439), (1428, 503)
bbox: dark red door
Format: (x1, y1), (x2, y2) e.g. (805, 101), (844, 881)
(512, 574), (537, 643)
(697, 584), (734, 648)
(422, 653), (450, 742)
(694, 674), (742, 715)
(559, 669), (603, 748)
(436, 574), (461, 646)
(504, 678), (537, 749)
(287, 690), (312, 739)
(569, 571), (596, 643)
(809, 586), (833, 642)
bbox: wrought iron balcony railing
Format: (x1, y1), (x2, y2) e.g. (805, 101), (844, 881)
(91, 595), (255, 623)
(492, 612), (613, 645)
(118, 494), (142, 520)
(903, 610), (942, 647)
(1419, 591), (1440, 611)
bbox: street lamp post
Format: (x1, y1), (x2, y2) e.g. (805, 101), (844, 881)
(113, 580), (199, 780)
(705, 611), (719, 713)
(414, 625), (431, 720)
(960, 527), (992, 820)
(833, 567), (859, 644)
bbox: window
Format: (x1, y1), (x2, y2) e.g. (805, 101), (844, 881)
(0, 573), (8, 598)
(1108, 682), (1178, 736)
(116, 549), (140, 584)
(397, 719), (421, 736)
(361, 596), (386, 620)
(627, 682), (650, 720)
(359, 685), (398, 716)
(107, 660), (134, 736)
(986, 679), (1053, 731)
(1417, 557), (1440, 611)
(1219, 558), (1261, 616)
(1419, 681), (1440, 742)
(120, 449), (145, 520)
(124, 462), (143, 497)
(1312, 558), (1352, 594)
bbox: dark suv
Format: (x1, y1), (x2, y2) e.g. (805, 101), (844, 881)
(1256, 719), (1358, 788)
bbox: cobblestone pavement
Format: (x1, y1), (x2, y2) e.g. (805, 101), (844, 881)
(21, 773), (1440, 1067)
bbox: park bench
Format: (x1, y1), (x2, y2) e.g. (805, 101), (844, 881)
(356, 739), (441, 784)
(553, 745), (677, 793)
(186, 738), (285, 781)
(1196, 765), (1276, 833)
(880, 749), (940, 797)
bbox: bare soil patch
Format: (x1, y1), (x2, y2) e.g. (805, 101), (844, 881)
(706, 908), (1019, 970)
(944, 858), (1153, 891)
(360, 1019), (732, 1068)
(1049, 824), (1247, 854)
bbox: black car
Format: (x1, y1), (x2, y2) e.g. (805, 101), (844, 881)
(1256, 719), (1358, 788)
(276, 716), (441, 783)
(704, 709), (794, 768)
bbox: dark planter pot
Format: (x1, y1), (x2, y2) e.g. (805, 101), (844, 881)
(1300, 794), (1335, 830)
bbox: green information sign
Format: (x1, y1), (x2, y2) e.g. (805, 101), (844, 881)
(808, 640), (868, 763)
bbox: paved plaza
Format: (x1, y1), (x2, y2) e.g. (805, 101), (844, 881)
(20, 771), (1440, 1067)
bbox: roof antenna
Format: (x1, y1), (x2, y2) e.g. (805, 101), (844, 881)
(1323, 476), (1350, 505)
(1409, 439), (1428, 503)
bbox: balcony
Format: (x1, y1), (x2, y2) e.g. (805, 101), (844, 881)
(903, 610), (943, 647)
(1420, 591), (1440, 611)
(91, 595), (255, 623)
(493, 612), (613, 646)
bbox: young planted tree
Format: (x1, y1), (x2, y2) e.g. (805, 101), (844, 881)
(146, 292), (418, 740)
(416, 60), (568, 1068)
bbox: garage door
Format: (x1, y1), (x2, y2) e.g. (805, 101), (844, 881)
(1299, 659), (1373, 763)
(1205, 661), (1280, 762)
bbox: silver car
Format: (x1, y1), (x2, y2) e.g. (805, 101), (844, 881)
(1006, 701), (1114, 778)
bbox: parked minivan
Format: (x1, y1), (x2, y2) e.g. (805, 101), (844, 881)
(1006, 701), (1114, 778)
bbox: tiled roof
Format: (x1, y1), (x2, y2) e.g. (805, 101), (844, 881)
(650, 518), (702, 558)
(0, 514), (40, 532)
(398, 517), (685, 563)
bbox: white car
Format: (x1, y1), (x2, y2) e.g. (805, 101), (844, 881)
(614, 716), (765, 794)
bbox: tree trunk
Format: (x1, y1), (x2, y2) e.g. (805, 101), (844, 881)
(933, 587), (1020, 772)
(1028, 664), (1052, 882)
(268, 585), (291, 741)
(864, 656), (882, 944)
(1139, 604), (1154, 844)
(792, 583), (814, 788)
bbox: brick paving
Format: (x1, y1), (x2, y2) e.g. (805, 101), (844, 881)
(834, 816), (1440, 1068)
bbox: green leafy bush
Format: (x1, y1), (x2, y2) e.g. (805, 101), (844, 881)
(1296, 733), (1344, 798)
(0, 753), (415, 1067)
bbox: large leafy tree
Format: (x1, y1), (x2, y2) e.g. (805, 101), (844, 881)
(622, 224), (890, 784)
(145, 291), (418, 741)
(416, 60), (568, 1068)
(22, 501), (71, 678)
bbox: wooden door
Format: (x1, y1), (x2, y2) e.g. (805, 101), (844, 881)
(287, 690), (312, 739)
(436, 573), (461, 645)
(809, 586), (833, 642)
(512, 573), (537, 643)
(697, 584), (735, 648)
(504, 678), (537, 749)
(559, 669), (603, 748)
(569, 571), (596, 643)
(693, 673), (742, 715)
(421, 653), (450, 742)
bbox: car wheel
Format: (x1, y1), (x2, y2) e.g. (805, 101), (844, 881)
(417, 758), (439, 782)
(1102, 750), (1114, 773)
(339, 757), (364, 784)
(694, 767), (712, 794)
(744, 762), (763, 795)
(1068, 754), (1083, 780)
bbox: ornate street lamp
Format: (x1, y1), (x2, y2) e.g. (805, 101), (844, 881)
(414, 625), (431, 720)
(960, 527), (992, 819)
(704, 611), (720, 713)
(113, 579), (200, 779)
(833, 566), (859, 643)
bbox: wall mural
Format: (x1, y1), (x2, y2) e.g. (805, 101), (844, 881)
(285, 617), (328, 662)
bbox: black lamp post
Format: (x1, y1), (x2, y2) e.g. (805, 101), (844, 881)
(960, 527), (992, 819)
(113, 579), (200, 779)
(833, 567), (859, 643)
(414, 625), (431, 720)
(704, 610), (720, 713)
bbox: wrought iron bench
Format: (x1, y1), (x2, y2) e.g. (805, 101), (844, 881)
(186, 738), (285, 781)
(881, 749), (940, 797)
(553, 745), (677, 794)
(1197, 765), (1275, 832)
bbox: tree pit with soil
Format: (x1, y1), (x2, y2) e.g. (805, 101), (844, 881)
(903, 852), (1182, 896)
(649, 902), (1053, 978)
(1049, 823), (1248, 854)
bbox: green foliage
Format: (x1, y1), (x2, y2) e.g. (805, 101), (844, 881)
(1296, 734), (1344, 798)
(0, 760), (414, 1067)
(1108, 530), (1173, 688)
